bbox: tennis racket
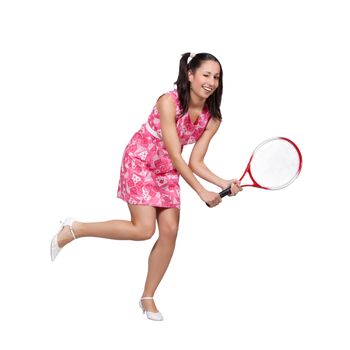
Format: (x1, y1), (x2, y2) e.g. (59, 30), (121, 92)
(218, 137), (302, 200)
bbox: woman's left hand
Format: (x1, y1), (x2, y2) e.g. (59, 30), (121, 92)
(220, 179), (243, 196)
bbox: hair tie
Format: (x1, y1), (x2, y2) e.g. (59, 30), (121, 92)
(187, 52), (196, 64)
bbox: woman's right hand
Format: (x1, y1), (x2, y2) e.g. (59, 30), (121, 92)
(198, 189), (222, 208)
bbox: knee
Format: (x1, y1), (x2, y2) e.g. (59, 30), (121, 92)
(136, 223), (156, 240)
(160, 223), (179, 242)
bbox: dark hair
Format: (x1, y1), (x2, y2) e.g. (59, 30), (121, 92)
(174, 52), (223, 121)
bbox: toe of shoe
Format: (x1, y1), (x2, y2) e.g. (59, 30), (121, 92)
(50, 235), (61, 261)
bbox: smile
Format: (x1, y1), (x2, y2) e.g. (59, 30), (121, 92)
(203, 86), (214, 92)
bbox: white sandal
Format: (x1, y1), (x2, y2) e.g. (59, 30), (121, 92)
(139, 297), (164, 321)
(50, 217), (76, 261)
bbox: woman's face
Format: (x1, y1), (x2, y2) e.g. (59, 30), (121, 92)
(188, 60), (221, 100)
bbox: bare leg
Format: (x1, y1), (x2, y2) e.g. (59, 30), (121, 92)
(57, 204), (157, 247)
(141, 207), (180, 313)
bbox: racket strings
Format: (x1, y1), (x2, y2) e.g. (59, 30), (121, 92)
(249, 139), (301, 189)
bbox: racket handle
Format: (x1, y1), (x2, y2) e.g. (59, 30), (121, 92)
(205, 187), (232, 207)
(219, 187), (232, 198)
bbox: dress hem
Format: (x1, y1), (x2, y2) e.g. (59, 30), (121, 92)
(117, 195), (180, 209)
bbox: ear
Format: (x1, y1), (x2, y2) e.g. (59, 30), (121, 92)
(188, 69), (194, 82)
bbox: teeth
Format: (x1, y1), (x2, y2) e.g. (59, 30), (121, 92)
(203, 87), (212, 92)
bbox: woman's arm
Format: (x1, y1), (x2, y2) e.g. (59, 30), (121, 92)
(189, 118), (243, 195)
(189, 118), (227, 188)
(157, 94), (221, 207)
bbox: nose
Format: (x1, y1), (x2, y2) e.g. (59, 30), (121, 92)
(208, 77), (214, 85)
(207, 76), (217, 87)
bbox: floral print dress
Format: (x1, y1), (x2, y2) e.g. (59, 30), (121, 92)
(117, 90), (211, 208)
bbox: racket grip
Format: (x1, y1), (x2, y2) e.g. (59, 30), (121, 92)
(219, 187), (232, 198)
(205, 187), (232, 207)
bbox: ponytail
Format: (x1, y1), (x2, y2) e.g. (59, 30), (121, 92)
(174, 53), (192, 116)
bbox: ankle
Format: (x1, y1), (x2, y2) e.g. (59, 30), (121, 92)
(142, 292), (155, 299)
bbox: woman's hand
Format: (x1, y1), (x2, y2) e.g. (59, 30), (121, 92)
(198, 189), (222, 208)
(220, 179), (243, 196)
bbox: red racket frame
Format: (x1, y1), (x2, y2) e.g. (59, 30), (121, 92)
(219, 137), (303, 198)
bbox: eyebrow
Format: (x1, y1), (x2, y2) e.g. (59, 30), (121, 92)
(203, 71), (220, 76)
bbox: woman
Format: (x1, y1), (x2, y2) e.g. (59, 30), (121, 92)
(50, 52), (242, 321)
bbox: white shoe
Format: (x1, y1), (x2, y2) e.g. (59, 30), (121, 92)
(50, 217), (76, 261)
(139, 297), (164, 321)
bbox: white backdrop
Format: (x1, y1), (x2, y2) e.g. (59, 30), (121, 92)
(1, 0), (349, 349)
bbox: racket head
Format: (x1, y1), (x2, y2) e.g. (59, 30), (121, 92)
(241, 137), (302, 190)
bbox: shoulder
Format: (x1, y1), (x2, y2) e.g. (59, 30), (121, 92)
(157, 92), (175, 105)
(198, 116), (221, 139)
(155, 92), (178, 124)
(156, 90), (179, 113)
(206, 116), (221, 133)
(157, 90), (178, 104)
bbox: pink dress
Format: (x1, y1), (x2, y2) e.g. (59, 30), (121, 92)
(117, 90), (212, 208)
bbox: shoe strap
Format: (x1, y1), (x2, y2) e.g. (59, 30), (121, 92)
(60, 218), (77, 240)
(69, 225), (77, 240)
(141, 297), (154, 300)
